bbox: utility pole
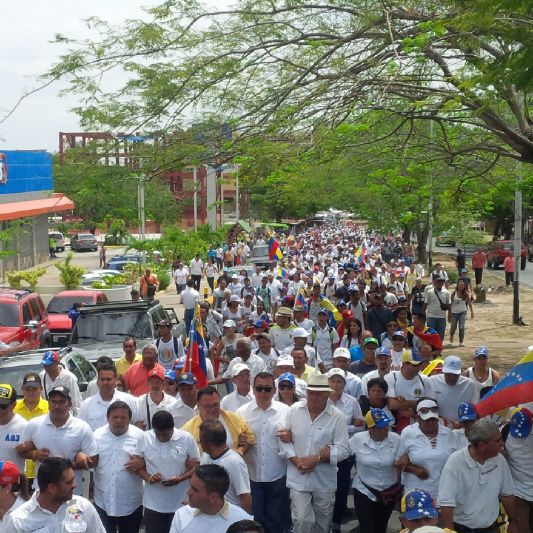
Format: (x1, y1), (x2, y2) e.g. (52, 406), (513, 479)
(193, 166), (198, 231)
(137, 174), (146, 264)
(513, 163), (522, 325)
(235, 169), (240, 220)
(427, 119), (434, 270)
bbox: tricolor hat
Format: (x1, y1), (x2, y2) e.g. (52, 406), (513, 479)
(278, 372), (296, 385)
(510, 408), (533, 438)
(457, 402), (478, 422)
(0, 461), (19, 486)
(416, 330), (443, 351)
(401, 489), (438, 520)
(365, 408), (394, 429)
(402, 348), (423, 365)
(42, 350), (60, 366)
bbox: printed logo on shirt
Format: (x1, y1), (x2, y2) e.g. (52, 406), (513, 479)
(4, 433), (20, 442)
(414, 388), (423, 397)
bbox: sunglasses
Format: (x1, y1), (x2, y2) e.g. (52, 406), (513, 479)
(278, 384), (294, 390)
(418, 407), (438, 414)
(255, 386), (274, 393)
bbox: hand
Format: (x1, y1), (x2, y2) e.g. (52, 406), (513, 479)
(34, 448), (50, 461)
(148, 473), (163, 484)
(395, 453), (410, 470)
(298, 455), (320, 473)
(124, 454), (145, 472)
(134, 421), (147, 430)
(162, 475), (181, 486)
(185, 456), (199, 470)
(277, 429), (293, 443)
(353, 417), (365, 427)
(413, 465), (429, 480)
(238, 431), (249, 447)
(16, 442), (32, 454)
(74, 452), (93, 470)
(319, 446), (330, 463)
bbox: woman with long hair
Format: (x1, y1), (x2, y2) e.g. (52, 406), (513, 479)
(341, 318), (363, 349)
(448, 279), (474, 347)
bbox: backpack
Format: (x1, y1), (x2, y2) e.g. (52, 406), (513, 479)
(156, 336), (180, 356)
(311, 325), (335, 344)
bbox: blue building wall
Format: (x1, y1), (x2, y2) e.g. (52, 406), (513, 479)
(0, 150), (52, 195)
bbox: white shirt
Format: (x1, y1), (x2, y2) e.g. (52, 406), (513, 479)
(173, 267), (189, 285)
(311, 325), (340, 368)
(200, 449), (250, 507)
(329, 393), (364, 436)
(3, 493), (105, 533)
(438, 447), (515, 529)
(270, 325), (296, 351)
(505, 433), (533, 501)
(22, 414), (97, 495)
(361, 370), (390, 397)
(136, 392), (180, 430)
(429, 374), (480, 423)
(0, 496), (24, 533)
(174, 398), (198, 428)
(157, 337), (185, 369)
(190, 259), (204, 276)
(397, 422), (457, 498)
(135, 428), (200, 513)
(280, 400), (350, 491)
(424, 287), (451, 319)
(169, 502), (252, 533)
(78, 390), (138, 431)
(344, 371), (364, 399)
(295, 318), (315, 334)
(254, 348), (279, 374)
(40, 367), (83, 413)
(349, 431), (400, 501)
(385, 370), (434, 401)
(93, 424), (144, 516)
(223, 354), (267, 380)
(237, 399), (290, 482)
(181, 287), (200, 310)
(220, 391), (253, 412)
(0, 414), (27, 471)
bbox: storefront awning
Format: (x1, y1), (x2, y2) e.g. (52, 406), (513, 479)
(0, 193), (74, 221)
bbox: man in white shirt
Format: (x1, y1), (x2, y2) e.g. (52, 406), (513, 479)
(181, 279), (200, 335)
(199, 420), (252, 513)
(254, 333), (280, 373)
(220, 364), (253, 412)
(215, 337), (267, 384)
(279, 373), (350, 533)
(270, 309), (297, 353)
(311, 309), (340, 369)
(251, 266), (264, 289)
(237, 371), (291, 533)
(169, 464), (252, 533)
(0, 384), (27, 472)
(293, 306), (315, 334)
(39, 350), (82, 414)
(78, 363), (138, 431)
(438, 419), (519, 532)
(93, 401), (145, 533)
(189, 253), (204, 291)
(174, 373), (199, 428)
(331, 348), (364, 399)
(3, 457), (105, 533)
(18, 385), (98, 495)
(155, 319), (185, 370)
(135, 410), (200, 533)
(173, 261), (189, 294)
(423, 276), (450, 341)
(429, 355), (479, 424)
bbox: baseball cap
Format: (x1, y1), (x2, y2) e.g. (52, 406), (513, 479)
(317, 307), (329, 315)
(333, 347), (351, 360)
(402, 348), (423, 365)
(254, 319), (269, 329)
(365, 408), (395, 429)
(416, 399), (439, 420)
(164, 369), (176, 382)
(156, 319), (172, 328)
(223, 319), (237, 328)
(22, 373), (42, 388)
(416, 330), (443, 352)
(0, 461), (20, 486)
(42, 350), (60, 366)
(229, 295), (241, 303)
(392, 330), (406, 340)
(276, 356), (294, 367)
(474, 346), (489, 358)
(0, 384), (16, 406)
(178, 372), (197, 386)
(375, 347), (391, 358)
(231, 363), (251, 378)
(256, 332), (271, 342)
(442, 355), (463, 375)
(48, 385), (71, 400)
(292, 327), (308, 338)
(327, 368), (346, 380)
(363, 337), (379, 346)
(457, 402), (478, 422)
(147, 367), (165, 381)
(510, 408), (533, 438)
(401, 489), (438, 520)
(278, 372), (296, 385)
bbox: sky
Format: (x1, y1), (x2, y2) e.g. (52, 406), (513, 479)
(0, 1), (166, 152)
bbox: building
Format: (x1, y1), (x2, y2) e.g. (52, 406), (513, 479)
(0, 150), (74, 276)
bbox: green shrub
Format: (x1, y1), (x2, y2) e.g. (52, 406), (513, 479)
(6, 267), (47, 290)
(157, 271), (171, 291)
(55, 253), (85, 290)
(447, 269), (458, 285)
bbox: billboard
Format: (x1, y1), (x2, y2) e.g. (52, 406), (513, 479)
(0, 150), (53, 195)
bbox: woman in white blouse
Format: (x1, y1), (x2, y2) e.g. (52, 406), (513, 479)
(349, 408), (400, 533)
(395, 398), (458, 500)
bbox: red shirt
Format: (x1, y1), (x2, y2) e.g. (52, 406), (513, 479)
(124, 361), (165, 396)
(471, 251), (487, 269)
(503, 256), (515, 273)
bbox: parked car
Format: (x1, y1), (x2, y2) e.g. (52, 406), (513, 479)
(70, 233), (97, 252)
(81, 270), (124, 286)
(0, 347), (96, 395)
(106, 254), (142, 267)
(249, 244), (271, 268)
(48, 231), (66, 252)
(486, 240), (527, 270)
(47, 290), (109, 346)
(0, 288), (50, 354)
(69, 299), (182, 364)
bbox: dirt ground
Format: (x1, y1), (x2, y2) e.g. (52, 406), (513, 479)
(421, 254), (533, 372)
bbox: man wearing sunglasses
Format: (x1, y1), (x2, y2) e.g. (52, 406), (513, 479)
(237, 372), (291, 533)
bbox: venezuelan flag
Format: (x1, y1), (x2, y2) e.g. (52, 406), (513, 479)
(295, 289), (308, 311)
(475, 349), (533, 417)
(268, 237), (283, 261)
(185, 303), (208, 388)
(318, 295), (342, 324)
(276, 266), (289, 279)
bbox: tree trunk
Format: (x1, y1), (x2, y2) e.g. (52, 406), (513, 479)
(414, 218), (430, 265)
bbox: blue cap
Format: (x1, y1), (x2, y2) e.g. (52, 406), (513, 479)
(365, 408), (395, 429)
(164, 369), (176, 382)
(42, 350), (60, 366)
(474, 346), (489, 358)
(177, 372), (197, 385)
(401, 489), (438, 520)
(510, 408), (533, 438)
(457, 402), (477, 422)
(278, 372), (296, 385)
(175, 361), (184, 370)
(317, 307), (329, 315)
(375, 347), (391, 358)
(337, 299), (346, 306)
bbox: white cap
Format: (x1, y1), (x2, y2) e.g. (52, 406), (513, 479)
(223, 319), (237, 328)
(229, 295), (241, 303)
(276, 356), (295, 367)
(231, 363), (251, 377)
(442, 355), (463, 375)
(333, 347), (351, 360)
(327, 368), (346, 380)
(292, 327), (308, 338)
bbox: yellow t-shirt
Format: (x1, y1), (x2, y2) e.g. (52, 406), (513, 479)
(14, 397), (49, 478)
(115, 353), (143, 376)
